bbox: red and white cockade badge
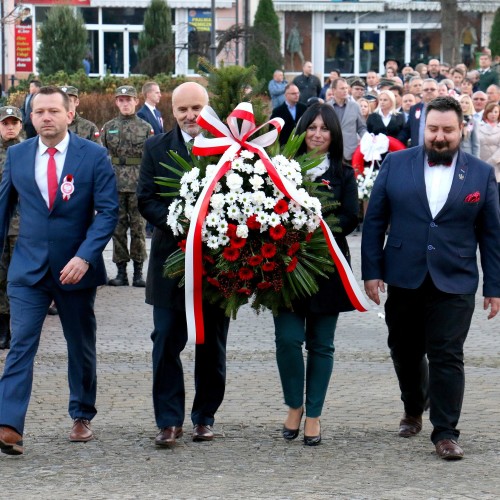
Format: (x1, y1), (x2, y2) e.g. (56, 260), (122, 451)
(415, 108), (421, 120)
(60, 175), (74, 201)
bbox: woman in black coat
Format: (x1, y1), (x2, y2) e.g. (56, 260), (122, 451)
(366, 89), (405, 138)
(274, 103), (358, 446)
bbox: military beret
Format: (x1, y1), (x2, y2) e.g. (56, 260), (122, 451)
(364, 93), (379, 102)
(115, 85), (137, 97)
(0, 106), (23, 122)
(59, 85), (79, 97)
(350, 79), (366, 89)
(378, 79), (395, 88)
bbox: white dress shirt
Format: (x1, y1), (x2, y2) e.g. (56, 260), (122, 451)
(35, 133), (70, 208)
(424, 153), (457, 218)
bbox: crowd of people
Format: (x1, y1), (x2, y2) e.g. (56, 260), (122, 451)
(0, 53), (499, 462)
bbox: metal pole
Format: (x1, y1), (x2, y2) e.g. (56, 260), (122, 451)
(235, 0), (239, 65)
(1, 0), (5, 94)
(244, 0), (249, 65)
(210, 0), (216, 65)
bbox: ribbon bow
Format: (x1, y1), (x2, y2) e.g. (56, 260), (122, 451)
(185, 103), (369, 344)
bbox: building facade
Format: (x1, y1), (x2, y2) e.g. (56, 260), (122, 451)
(1, 0), (498, 87)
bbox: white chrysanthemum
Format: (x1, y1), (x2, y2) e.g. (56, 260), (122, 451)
(263, 197), (276, 209)
(184, 204), (194, 219)
(179, 183), (189, 198)
(292, 213), (308, 229)
(184, 192), (195, 204)
(206, 212), (221, 227)
(242, 204), (255, 216)
(207, 235), (220, 249)
(231, 157), (245, 170)
(185, 167), (200, 183)
(252, 191), (266, 206)
(268, 213), (281, 227)
(219, 234), (230, 246)
(226, 173), (244, 191)
(206, 164), (218, 178)
(210, 193), (226, 210)
(255, 211), (269, 225)
(236, 214), (247, 224)
(217, 220), (229, 234)
(227, 204), (241, 219)
(225, 192), (239, 204)
(249, 174), (265, 191)
(240, 163), (254, 174)
(289, 159), (301, 171)
(213, 182), (222, 193)
(239, 192), (253, 205)
(240, 150), (254, 160)
(306, 216), (321, 232)
(280, 211), (290, 221)
(190, 179), (200, 193)
(236, 224), (249, 238)
(253, 159), (266, 175)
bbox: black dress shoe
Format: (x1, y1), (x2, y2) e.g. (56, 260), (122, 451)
(303, 419), (321, 446)
(192, 424), (214, 442)
(282, 408), (304, 441)
(155, 426), (183, 447)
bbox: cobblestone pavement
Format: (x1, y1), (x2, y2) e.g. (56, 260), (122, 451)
(1, 233), (499, 499)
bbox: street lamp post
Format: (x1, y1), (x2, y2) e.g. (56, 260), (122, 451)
(210, 0), (216, 65)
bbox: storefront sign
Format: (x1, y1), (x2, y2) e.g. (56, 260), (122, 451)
(188, 9), (212, 32)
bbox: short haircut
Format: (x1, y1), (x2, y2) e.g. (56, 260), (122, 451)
(142, 81), (159, 96)
(426, 96), (463, 123)
(389, 85), (403, 96)
(30, 80), (42, 88)
(31, 85), (70, 111)
(330, 77), (347, 90)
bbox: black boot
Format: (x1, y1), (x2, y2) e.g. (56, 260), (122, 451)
(108, 262), (129, 286)
(132, 261), (146, 287)
(0, 313), (11, 350)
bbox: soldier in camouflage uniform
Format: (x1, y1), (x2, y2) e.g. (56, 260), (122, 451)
(0, 106), (23, 349)
(60, 85), (101, 144)
(101, 85), (153, 287)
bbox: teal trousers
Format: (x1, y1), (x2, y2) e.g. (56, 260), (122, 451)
(274, 311), (338, 418)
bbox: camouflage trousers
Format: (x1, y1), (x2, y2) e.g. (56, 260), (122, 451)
(0, 236), (18, 315)
(112, 192), (147, 264)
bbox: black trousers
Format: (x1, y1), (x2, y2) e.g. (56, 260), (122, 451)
(151, 304), (229, 429)
(385, 275), (475, 443)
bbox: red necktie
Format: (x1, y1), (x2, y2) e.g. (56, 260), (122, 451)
(47, 147), (58, 210)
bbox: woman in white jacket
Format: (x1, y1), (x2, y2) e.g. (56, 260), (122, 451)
(477, 102), (500, 200)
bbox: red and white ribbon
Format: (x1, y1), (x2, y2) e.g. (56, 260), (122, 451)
(185, 103), (369, 344)
(60, 175), (74, 201)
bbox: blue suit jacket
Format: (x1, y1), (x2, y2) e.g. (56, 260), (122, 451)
(361, 147), (500, 296)
(137, 104), (163, 135)
(397, 102), (424, 148)
(0, 133), (119, 290)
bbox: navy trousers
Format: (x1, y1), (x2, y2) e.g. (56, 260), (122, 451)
(0, 272), (97, 435)
(385, 275), (475, 444)
(151, 304), (229, 428)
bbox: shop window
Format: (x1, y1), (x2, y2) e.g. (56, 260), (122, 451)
(410, 30), (441, 66)
(102, 8), (145, 25)
(86, 30), (99, 74)
(324, 29), (354, 74)
(78, 8), (98, 25)
(284, 12), (312, 72)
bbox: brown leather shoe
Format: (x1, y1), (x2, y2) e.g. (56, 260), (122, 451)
(435, 439), (464, 460)
(155, 426), (183, 447)
(69, 418), (94, 442)
(0, 426), (24, 455)
(192, 424), (214, 442)
(398, 413), (423, 438)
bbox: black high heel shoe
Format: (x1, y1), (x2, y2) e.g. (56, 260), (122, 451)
(282, 408), (304, 441)
(303, 419), (321, 446)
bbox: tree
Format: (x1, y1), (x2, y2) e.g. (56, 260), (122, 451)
(247, 0), (283, 83)
(441, 0), (460, 66)
(37, 6), (87, 75)
(138, 0), (174, 76)
(490, 8), (500, 58)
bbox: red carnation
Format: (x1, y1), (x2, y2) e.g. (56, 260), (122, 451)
(274, 199), (289, 214)
(231, 236), (246, 249)
(206, 276), (220, 287)
(261, 243), (277, 258)
(178, 239), (187, 252)
(262, 261), (276, 272)
(257, 281), (272, 289)
(237, 287), (252, 296)
(286, 256), (298, 273)
(238, 267), (254, 280)
(269, 224), (286, 241)
(305, 232), (314, 242)
(247, 255), (263, 266)
(223, 247), (240, 262)
(226, 223), (237, 238)
(246, 214), (261, 230)
(203, 254), (215, 264)
(287, 242), (301, 256)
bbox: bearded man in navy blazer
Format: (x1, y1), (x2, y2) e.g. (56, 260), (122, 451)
(362, 96), (500, 460)
(0, 86), (118, 455)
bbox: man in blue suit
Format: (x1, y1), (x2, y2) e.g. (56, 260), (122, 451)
(397, 78), (438, 147)
(137, 81), (164, 136)
(362, 96), (500, 460)
(0, 86), (118, 455)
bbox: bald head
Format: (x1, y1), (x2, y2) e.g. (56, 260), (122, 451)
(172, 82), (209, 137)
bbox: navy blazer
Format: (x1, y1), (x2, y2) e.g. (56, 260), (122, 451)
(397, 102), (424, 147)
(137, 104), (163, 135)
(361, 147), (500, 296)
(0, 133), (119, 290)
(137, 126), (189, 309)
(270, 101), (307, 146)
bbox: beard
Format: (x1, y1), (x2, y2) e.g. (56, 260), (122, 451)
(425, 140), (459, 165)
